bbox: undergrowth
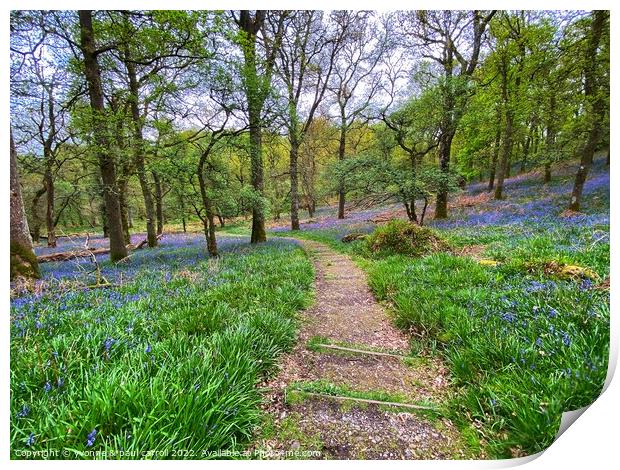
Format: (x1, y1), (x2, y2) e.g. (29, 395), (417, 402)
(10, 239), (313, 459)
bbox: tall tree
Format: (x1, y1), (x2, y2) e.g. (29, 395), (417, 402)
(10, 11), (73, 247)
(491, 12), (528, 200)
(10, 128), (40, 280)
(405, 10), (495, 218)
(78, 10), (127, 261)
(328, 11), (388, 219)
(110, 10), (205, 246)
(274, 11), (346, 230)
(233, 10), (286, 243)
(568, 10), (609, 211)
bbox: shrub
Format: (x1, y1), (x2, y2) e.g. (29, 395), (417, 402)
(366, 220), (448, 258)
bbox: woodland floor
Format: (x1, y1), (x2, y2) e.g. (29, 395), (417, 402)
(253, 239), (469, 459)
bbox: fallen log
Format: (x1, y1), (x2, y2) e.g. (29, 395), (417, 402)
(37, 247), (110, 263)
(37, 234), (163, 263)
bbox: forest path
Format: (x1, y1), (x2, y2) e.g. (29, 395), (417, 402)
(254, 239), (469, 459)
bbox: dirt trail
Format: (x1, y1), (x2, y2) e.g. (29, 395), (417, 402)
(255, 240), (469, 459)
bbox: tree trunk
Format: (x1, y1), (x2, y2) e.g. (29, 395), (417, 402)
(308, 199), (315, 218)
(289, 138), (300, 230)
(237, 12), (269, 245)
(505, 149), (512, 178)
(521, 133), (531, 173)
(435, 56), (456, 220)
(569, 10), (607, 212)
(494, 58), (513, 201)
(488, 128), (501, 191)
(249, 109), (266, 243)
(79, 10), (127, 261)
(30, 185), (46, 243)
(544, 94), (557, 184)
(43, 83), (57, 248)
(44, 166), (56, 247)
(124, 46), (158, 248)
(118, 177), (131, 244)
(435, 130), (455, 218)
(420, 198), (429, 226)
(10, 129), (40, 279)
(337, 121), (346, 219)
(198, 155), (218, 256)
(100, 195), (109, 238)
(152, 171), (164, 235)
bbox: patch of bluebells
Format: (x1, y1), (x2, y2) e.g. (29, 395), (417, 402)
(463, 264), (608, 400)
(32, 233), (282, 286)
(270, 204), (393, 235)
(431, 157), (609, 231)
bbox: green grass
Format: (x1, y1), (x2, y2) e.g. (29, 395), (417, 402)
(10, 242), (313, 459)
(276, 214), (609, 458)
(366, 229), (609, 457)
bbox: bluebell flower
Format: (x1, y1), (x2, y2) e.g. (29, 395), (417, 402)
(145, 344), (152, 354)
(86, 428), (97, 447)
(501, 312), (517, 323)
(561, 332), (571, 347)
(57, 377), (64, 388)
(26, 433), (35, 446)
(43, 382), (52, 393)
(548, 308), (558, 319)
(103, 338), (115, 352)
(535, 337), (543, 347)
(17, 404), (30, 418)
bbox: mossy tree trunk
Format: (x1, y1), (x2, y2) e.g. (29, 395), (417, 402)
(10, 129), (40, 280)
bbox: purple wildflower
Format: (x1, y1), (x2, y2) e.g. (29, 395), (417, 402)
(561, 331), (571, 347)
(86, 428), (97, 447)
(103, 338), (115, 352)
(500, 312), (517, 323)
(43, 381), (52, 393)
(17, 404), (30, 418)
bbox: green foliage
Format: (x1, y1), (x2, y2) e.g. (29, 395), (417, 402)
(366, 220), (448, 258)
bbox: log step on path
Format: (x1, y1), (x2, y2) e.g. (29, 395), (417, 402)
(256, 239), (466, 459)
